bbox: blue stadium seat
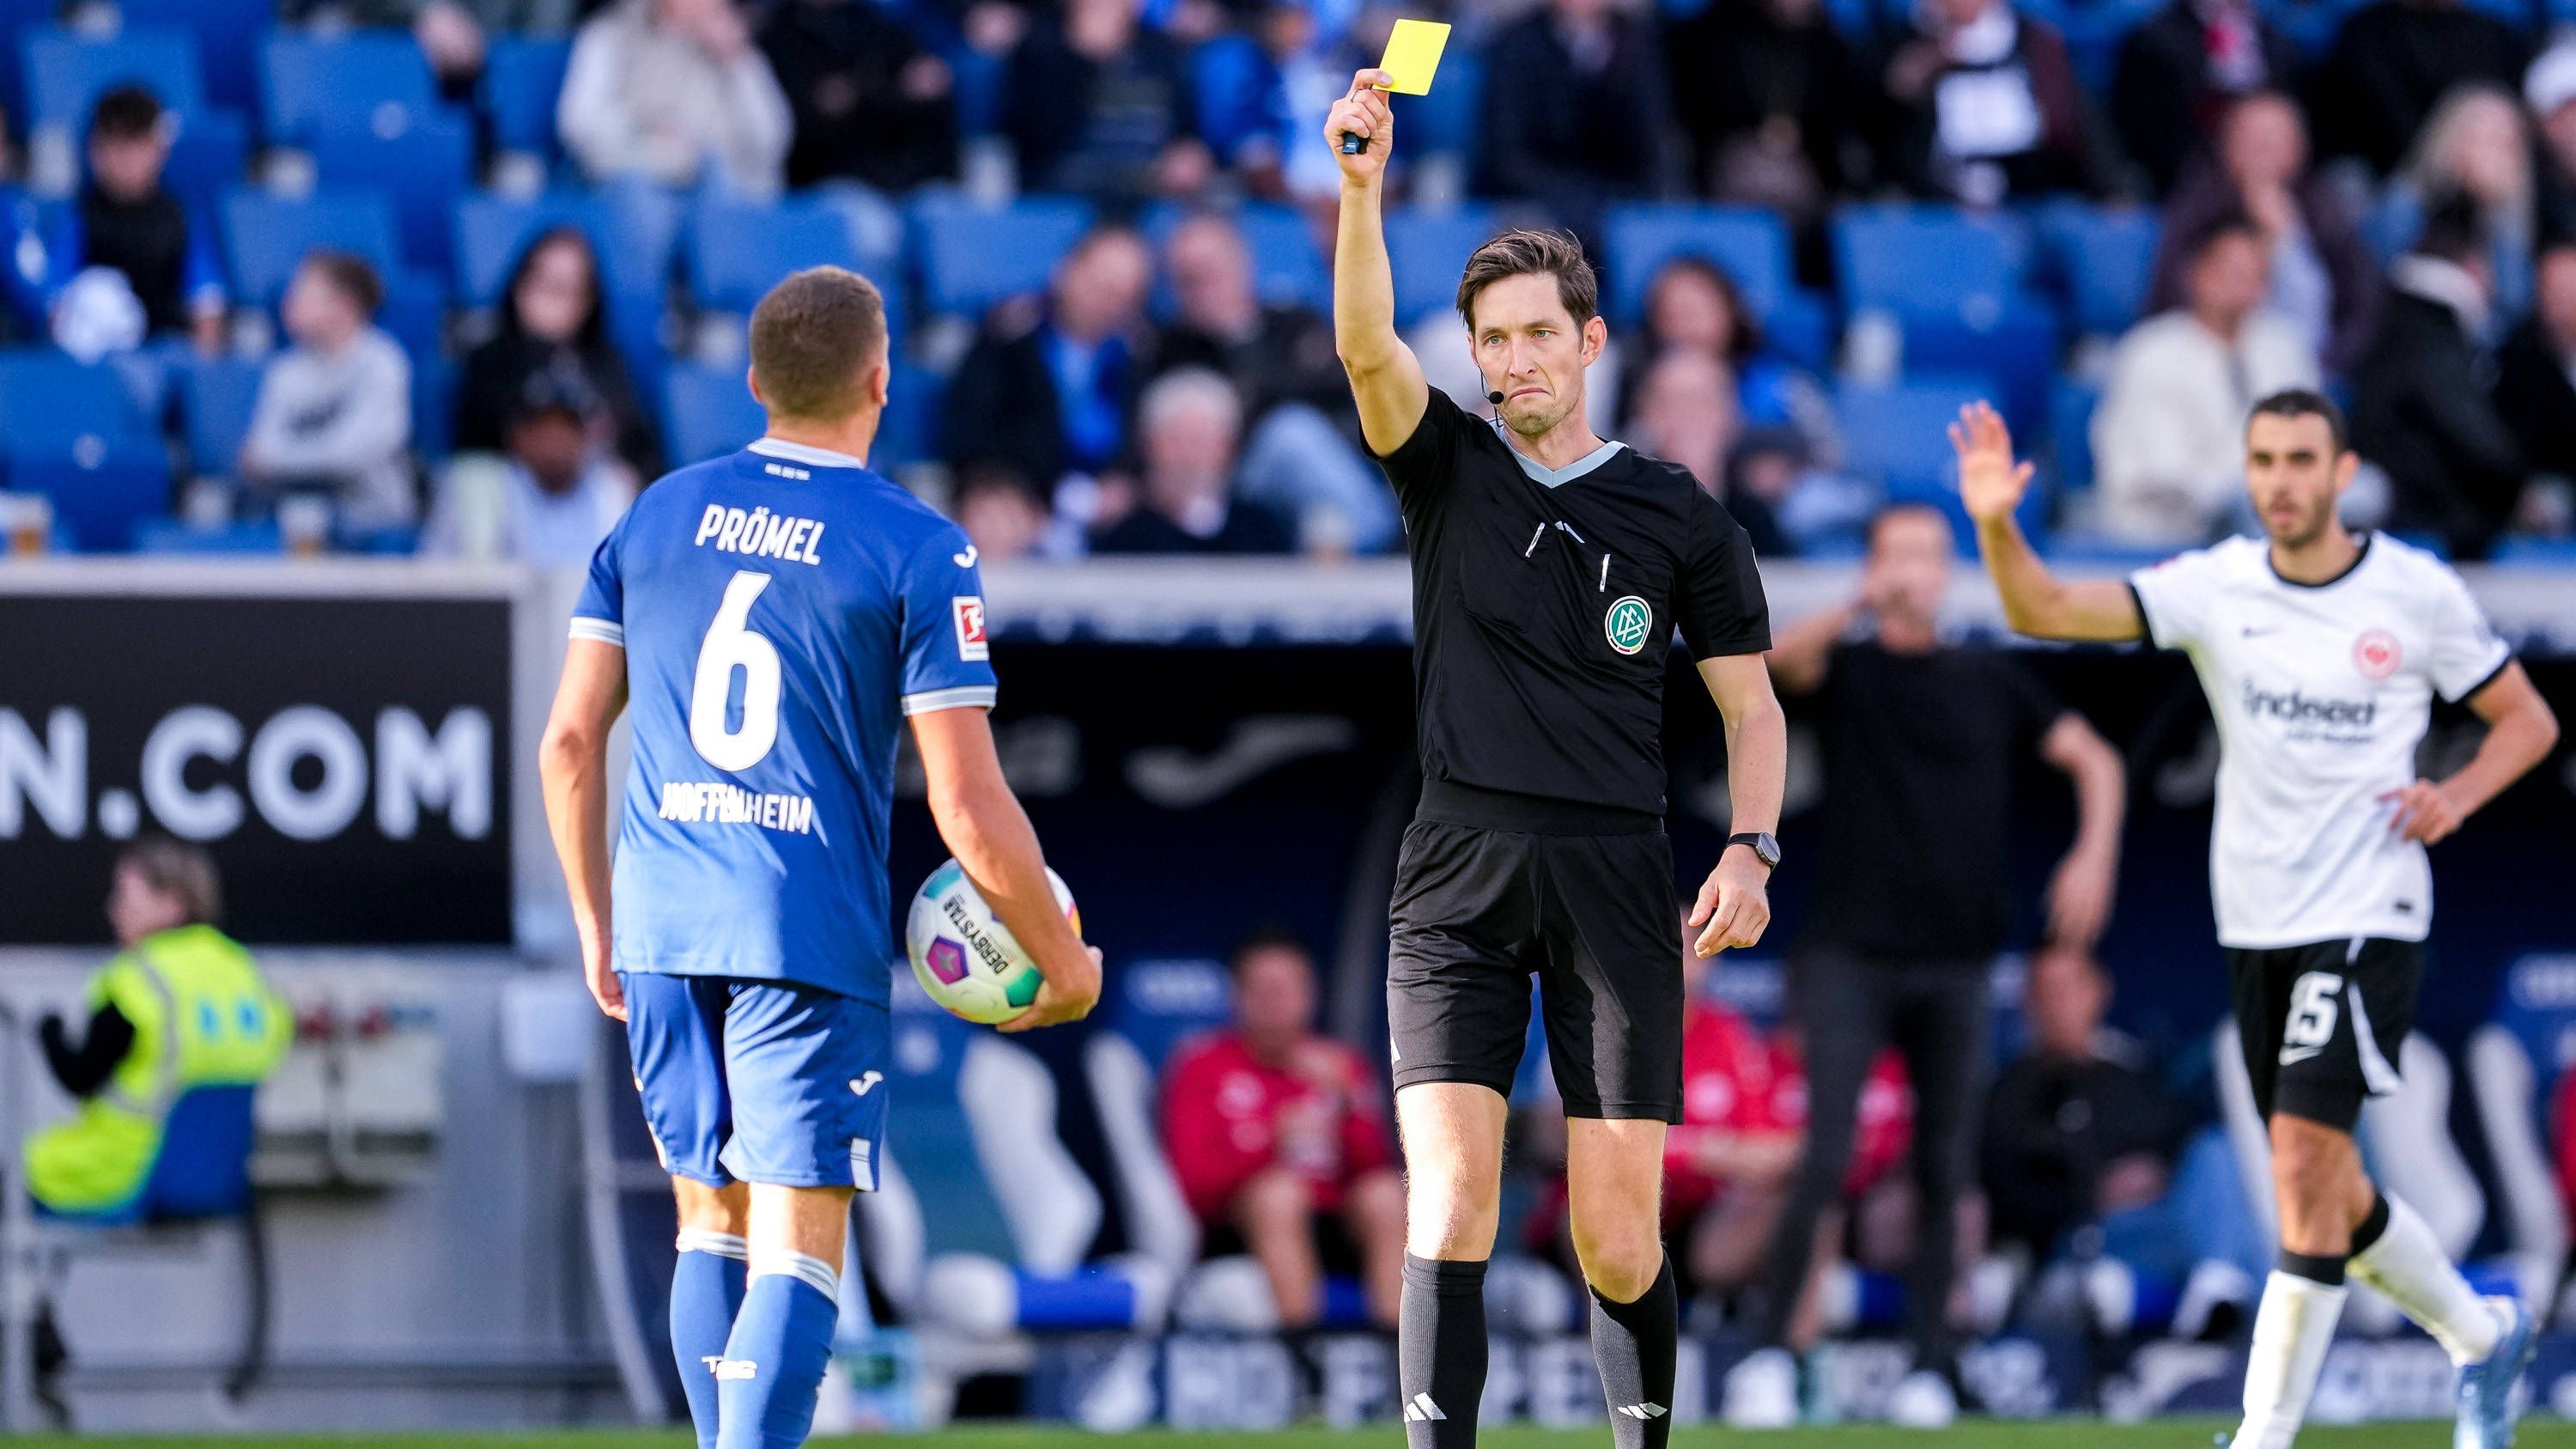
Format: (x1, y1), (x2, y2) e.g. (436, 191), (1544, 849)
(119, 0), (270, 114)
(175, 355), (263, 478)
(1401, 48), (1483, 164)
(908, 194), (1094, 318)
(2048, 375), (2101, 492)
(1897, 299), (2062, 433)
(8, 436), (172, 551)
(1835, 205), (2030, 320)
(1837, 375), (1990, 490)
(136, 518), (283, 553)
(374, 266), (447, 362)
(310, 107), (474, 277)
(661, 362), (766, 466)
(166, 109), (251, 220)
(259, 31), (436, 143)
(885, 983), (1018, 1260)
(221, 190), (400, 307)
(413, 351), (456, 464)
(1139, 201), (1329, 314)
(876, 362), (944, 470)
(479, 36), (571, 158)
(22, 28), (207, 131)
(1603, 204), (1792, 325)
(2043, 204), (2161, 337)
(454, 190), (677, 311)
(1384, 205), (1503, 328)
(687, 196), (874, 314)
(0, 351), (153, 448)
(2490, 537), (2576, 567)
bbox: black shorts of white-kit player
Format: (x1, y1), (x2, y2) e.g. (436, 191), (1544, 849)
(2227, 936), (2423, 1131)
(1375, 387), (1773, 1122)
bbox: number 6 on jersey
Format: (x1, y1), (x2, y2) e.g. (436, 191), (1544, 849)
(690, 570), (782, 770)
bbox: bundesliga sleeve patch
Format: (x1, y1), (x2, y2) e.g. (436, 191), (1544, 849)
(953, 596), (989, 661)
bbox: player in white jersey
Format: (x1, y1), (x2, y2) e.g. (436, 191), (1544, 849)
(1953, 390), (2561, 1449)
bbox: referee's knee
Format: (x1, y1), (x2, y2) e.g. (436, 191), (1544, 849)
(1569, 1220), (1664, 1303)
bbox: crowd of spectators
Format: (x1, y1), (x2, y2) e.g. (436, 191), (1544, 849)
(3, 0), (2576, 562)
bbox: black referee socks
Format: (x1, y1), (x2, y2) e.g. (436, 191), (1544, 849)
(1400, 1253), (1486, 1449)
(1589, 1257), (1679, 1449)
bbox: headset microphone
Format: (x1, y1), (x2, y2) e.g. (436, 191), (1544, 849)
(1486, 389), (1504, 405)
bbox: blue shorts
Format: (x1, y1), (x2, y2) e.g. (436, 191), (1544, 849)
(621, 973), (889, 1190)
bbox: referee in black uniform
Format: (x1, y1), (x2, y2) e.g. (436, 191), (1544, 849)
(1327, 71), (1789, 1449)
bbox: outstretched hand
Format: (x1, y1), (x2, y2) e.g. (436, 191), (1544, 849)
(1950, 401), (2033, 527)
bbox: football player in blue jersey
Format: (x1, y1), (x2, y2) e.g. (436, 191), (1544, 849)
(538, 266), (1100, 1449)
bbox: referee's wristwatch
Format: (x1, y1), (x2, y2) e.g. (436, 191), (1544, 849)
(1726, 831), (1782, 872)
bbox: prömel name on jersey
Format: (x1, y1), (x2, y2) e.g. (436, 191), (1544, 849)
(692, 503), (825, 565)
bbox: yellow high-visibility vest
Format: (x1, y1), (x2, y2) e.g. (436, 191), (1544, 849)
(25, 925), (288, 1215)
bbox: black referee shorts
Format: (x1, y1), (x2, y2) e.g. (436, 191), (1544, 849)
(1386, 780), (1683, 1122)
(2227, 936), (2423, 1132)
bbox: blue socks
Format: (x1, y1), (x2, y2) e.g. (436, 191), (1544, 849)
(671, 1231), (749, 1449)
(714, 1251), (842, 1449)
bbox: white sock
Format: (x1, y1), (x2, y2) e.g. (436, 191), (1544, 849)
(2234, 1271), (2347, 1449)
(2348, 1194), (2501, 1364)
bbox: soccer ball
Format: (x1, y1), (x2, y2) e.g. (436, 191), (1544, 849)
(904, 859), (1079, 1024)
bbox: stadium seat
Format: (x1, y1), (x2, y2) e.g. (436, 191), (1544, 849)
(2491, 537), (2576, 567)
(259, 31), (437, 143)
(1384, 205), (1503, 328)
(1838, 374), (2046, 545)
(221, 190), (400, 307)
(119, 0), (269, 114)
(2043, 204), (2162, 337)
(165, 108), (252, 220)
(1603, 204), (1792, 325)
(175, 355), (263, 478)
(908, 194), (1094, 318)
(1834, 205), (2029, 320)
(6, 435), (172, 551)
(661, 362), (767, 466)
(479, 36), (571, 159)
(22, 28), (207, 132)
(2464, 957), (2576, 1303)
(310, 107), (475, 277)
(1897, 300), (2063, 435)
(0, 351), (153, 448)
(875, 362), (944, 470)
(413, 353), (456, 465)
(1139, 201), (1329, 315)
(135, 518), (283, 553)
(454, 190), (678, 311)
(374, 266), (449, 363)
(687, 195), (876, 315)
(1401, 47), (1483, 165)
(2048, 376), (2101, 491)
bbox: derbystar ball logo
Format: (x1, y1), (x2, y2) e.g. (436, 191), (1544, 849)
(953, 596), (989, 661)
(2354, 628), (2401, 680)
(1604, 595), (1652, 655)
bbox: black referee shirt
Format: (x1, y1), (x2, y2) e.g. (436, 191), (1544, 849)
(1376, 387), (1772, 819)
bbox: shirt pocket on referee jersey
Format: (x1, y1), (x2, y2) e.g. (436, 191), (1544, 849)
(1461, 515), (1604, 663)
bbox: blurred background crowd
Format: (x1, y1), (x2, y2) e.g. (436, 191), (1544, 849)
(0, 0), (2573, 569)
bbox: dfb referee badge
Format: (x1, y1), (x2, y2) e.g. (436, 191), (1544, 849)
(1605, 595), (1652, 655)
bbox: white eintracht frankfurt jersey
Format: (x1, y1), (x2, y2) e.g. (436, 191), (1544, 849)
(2129, 534), (2511, 948)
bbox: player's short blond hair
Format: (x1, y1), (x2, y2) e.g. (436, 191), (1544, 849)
(750, 266), (887, 423)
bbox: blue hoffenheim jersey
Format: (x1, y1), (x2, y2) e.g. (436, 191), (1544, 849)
(571, 438), (997, 1002)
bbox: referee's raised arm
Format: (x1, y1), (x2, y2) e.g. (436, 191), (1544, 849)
(1326, 68), (1429, 457)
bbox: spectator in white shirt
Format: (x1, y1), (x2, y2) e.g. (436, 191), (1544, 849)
(240, 251), (415, 533)
(2092, 213), (2320, 545)
(557, 0), (793, 194)
(423, 368), (635, 564)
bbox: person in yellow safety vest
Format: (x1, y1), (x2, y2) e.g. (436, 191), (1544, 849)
(24, 837), (289, 1216)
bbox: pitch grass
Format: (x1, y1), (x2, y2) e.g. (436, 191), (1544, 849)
(29, 1426), (2576, 1448)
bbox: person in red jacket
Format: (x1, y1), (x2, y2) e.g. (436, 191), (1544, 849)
(1162, 930), (1405, 1329)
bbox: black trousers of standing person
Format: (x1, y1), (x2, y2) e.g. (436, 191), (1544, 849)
(1753, 947), (1990, 1375)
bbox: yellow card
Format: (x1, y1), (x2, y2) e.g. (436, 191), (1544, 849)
(1376, 19), (1451, 95)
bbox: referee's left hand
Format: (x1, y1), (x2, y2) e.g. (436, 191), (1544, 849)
(1691, 849), (1772, 957)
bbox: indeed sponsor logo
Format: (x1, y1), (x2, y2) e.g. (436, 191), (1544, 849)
(2244, 681), (2376, 727)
